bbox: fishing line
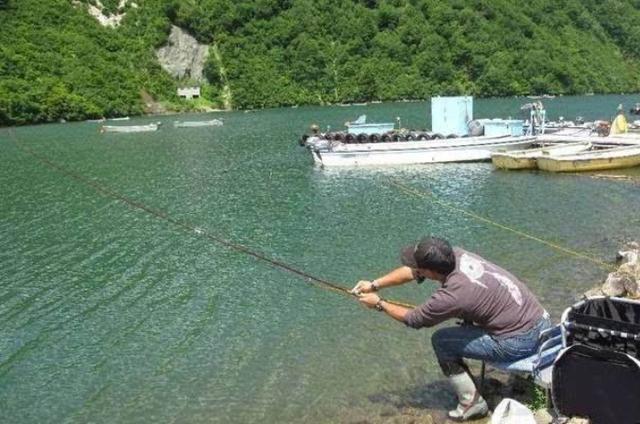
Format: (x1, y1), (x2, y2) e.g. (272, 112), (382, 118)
(11, 135), (415, 309)
(386, 178), (615, 272)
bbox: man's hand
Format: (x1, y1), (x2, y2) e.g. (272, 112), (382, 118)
(357, 293), (380, 309)
(350, 280), (376, 295)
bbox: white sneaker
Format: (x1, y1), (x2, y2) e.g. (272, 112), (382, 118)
(448, 396), (489, 421)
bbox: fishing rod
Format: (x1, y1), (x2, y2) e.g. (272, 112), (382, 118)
(11, 135), (415, 309)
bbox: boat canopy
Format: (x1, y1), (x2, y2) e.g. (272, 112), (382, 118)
(352, 115), (366, 125)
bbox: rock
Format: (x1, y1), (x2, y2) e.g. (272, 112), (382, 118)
(585, 241), (640, 299)
(156, 26), (209, 82)
(601, 272), (632, 297)
(566, 418), (590, 424)
(140, 90), (167, 115)
(533, 408), (553, 424)
(76, 0), (134, 28)
(619, 261), (640, 278)
(625, 278), (640, 297)
(583, 286), (604, 298)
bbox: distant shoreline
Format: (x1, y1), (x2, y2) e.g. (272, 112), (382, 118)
(2, 93), (640, 128)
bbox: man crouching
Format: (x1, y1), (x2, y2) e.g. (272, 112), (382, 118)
(352, 236), (550, 421)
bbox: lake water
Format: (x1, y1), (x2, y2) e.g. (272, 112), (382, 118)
(2, 95), (640, 423)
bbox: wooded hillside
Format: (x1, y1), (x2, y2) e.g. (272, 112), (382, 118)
(1, 0), (640, 125)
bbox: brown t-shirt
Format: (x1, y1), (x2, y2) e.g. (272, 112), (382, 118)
(404, 248), (545, 337)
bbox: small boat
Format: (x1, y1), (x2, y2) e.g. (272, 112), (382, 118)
(536, 144), (640, 172)
(310, 136), (536, 167)
(101, 123), (159, 133)
(173, 119), (223, 128)
(109, 116), (130, 121)
(537, 130), (640, 146)
(527, 94), (556, 100)
(491, 141), (592, 170)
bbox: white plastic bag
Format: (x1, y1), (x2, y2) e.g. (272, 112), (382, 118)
(490, 398), (536, 424)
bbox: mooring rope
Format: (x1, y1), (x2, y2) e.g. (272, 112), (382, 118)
(386, 178), (615, 271)
(11, 135), (415, 309)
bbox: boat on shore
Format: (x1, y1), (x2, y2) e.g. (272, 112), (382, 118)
(173, 119), (223, 128)
(310, 136), (536, 167)
(491, 141), (592, 170)
(536, 144), (640, 172)
(101, 123), (159, 133)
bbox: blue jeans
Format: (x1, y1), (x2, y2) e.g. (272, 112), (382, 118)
(431, 317), (552, 375)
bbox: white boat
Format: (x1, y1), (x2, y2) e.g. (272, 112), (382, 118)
(109, 116), (130, 121)
(308, 134), (521, 152)
(173, 119), (223, 128)
(310, 136), (536, 167)
(536, 144), (640, 172)
(491, 141), (592, 170)
(101, 123), (159, 133)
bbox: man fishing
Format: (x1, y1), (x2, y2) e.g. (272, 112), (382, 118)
(351, 236), (550, 421)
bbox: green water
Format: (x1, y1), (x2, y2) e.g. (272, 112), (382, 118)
(2, 95), (640, 423)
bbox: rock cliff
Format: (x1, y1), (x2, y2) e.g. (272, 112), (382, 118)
(155, 26), (209, 82)
(76, 0), (135, 28)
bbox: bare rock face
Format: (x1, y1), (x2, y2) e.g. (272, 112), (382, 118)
(74, 0), (135, 28)
(156, 26), (209, 82)
(602, 272), (632, 297)
(627, 279), (640, 297)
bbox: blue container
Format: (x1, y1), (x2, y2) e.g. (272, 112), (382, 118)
(431, 96), (473, 136)
(483, 119), (524, 137)
(346, 122), (395, 135)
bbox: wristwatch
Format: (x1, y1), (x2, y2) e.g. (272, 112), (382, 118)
(375, 298), (385, 312)
(371, 280), (380, 292)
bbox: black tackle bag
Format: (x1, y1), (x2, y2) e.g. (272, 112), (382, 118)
(553, 296), (640, 423)
(552, 344), (640, 423)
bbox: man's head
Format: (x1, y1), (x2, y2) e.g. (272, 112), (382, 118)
(400, 236), (456, 277)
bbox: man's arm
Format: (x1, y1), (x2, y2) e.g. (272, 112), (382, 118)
(350, 266), (415, 294)
(357, 293), (411, 323)
(357, 287), (460, 329)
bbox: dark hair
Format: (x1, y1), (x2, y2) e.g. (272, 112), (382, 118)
(401, 236), (456, 275)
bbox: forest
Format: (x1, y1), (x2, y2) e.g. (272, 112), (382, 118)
(1, 0), (640, 125)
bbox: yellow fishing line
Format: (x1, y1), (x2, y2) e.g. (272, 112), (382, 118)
(387, 178), (615, 272)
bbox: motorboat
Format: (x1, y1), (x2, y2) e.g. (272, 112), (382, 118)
(310, 136), (536, 167)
